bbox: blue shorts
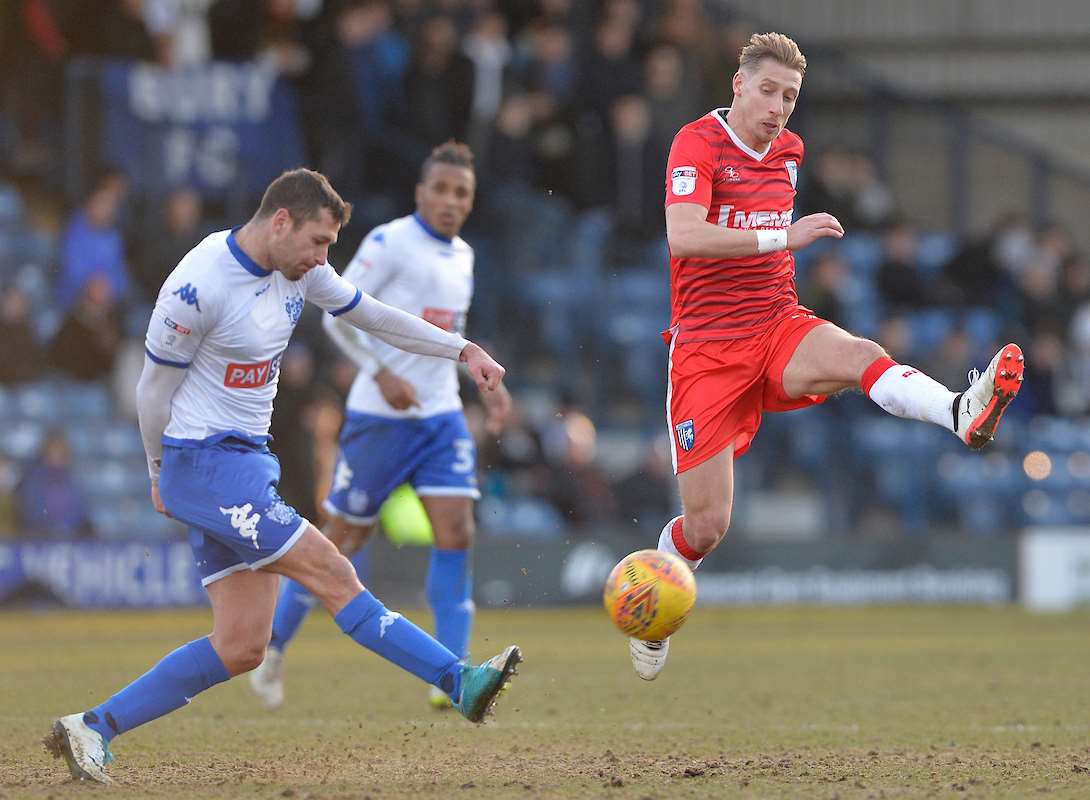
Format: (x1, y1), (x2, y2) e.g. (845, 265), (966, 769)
(159, 439), (307, 587)
(323, 410), (480, 524)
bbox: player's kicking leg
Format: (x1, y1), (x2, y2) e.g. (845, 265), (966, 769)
(781, 325), (1024, 449)
(269, 525), (520, 723)
(249, 515), (373, 709)
(633, 446), (733, 680)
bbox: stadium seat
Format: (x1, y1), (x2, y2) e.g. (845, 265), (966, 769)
(1, 420), (44, 460)
(836, 234), (885, 275)
(907, 310), (954, 354)
(915, 232), (957, 273)
(78, 459), (135, 499)
(13, 384), (64, 423)
(100, 423), (145, 458)
(60, 382), (113, 420)
(962, 308), (1001, 349)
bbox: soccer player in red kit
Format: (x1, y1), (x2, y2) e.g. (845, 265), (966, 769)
(630, 32), (1025, 680)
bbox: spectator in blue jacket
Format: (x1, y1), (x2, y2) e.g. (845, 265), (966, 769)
(56, 170), (130, 312)
(15, 430), (93, 539)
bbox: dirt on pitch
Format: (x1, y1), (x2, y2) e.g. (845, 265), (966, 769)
(2, 607), (1089, 799)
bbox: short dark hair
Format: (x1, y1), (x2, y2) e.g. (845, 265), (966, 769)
(255, 168), (352, 228)
(420, 140), (475, 181)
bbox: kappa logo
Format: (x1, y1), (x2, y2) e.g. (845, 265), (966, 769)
(220, 503), (261, 548)
(172, 283), (201, 312)
(378, 611), (402, 638)
(332, 459), (353, 493)
(675, 419), (695, 452)
(284, 296), (303, 326)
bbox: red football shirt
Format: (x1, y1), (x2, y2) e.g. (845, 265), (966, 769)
(664, 108), (804, 343)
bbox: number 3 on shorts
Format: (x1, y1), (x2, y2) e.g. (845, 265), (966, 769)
(452, 438), (474, 474)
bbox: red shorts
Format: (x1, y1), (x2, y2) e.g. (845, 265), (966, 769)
(667, 309), (829, 474)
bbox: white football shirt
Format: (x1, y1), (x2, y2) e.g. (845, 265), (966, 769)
(144, 229), (362, 445)
(339, 213), (474, 418)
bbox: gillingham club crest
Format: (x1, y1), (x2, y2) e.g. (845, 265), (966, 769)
(675, 419), (695, 451)
(784, 159), (798, 188)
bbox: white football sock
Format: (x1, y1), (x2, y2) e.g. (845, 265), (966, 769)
(657, 515), (703, 571)
(865, 360), (957, 432)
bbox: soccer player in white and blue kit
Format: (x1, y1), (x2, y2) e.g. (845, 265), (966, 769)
(250, 142), (511, 711)
(46, 169), (522, 784)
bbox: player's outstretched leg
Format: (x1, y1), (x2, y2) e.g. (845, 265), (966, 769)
(630, 515), (703, 681)
(249, 578), (317, 709)
(45, 636), (230, 783)
(280, 527), (520, 723)
(333, 587), (520, 723)
(862, 343), (1024, 449)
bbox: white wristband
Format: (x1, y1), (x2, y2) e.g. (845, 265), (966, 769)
(756, 229), (788, 254)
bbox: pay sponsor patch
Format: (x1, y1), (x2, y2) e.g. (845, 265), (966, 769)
(671, 166), (698, 196)
(421, 307), (466, 334)
(224, 358), (274, 388)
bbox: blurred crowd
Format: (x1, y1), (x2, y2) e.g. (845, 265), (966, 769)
(0, 0), (1087, 541)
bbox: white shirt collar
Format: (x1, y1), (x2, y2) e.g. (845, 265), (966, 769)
(709, 108), (771, 162)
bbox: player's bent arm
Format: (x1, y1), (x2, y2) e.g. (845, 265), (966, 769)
(325, 278), (503, 390)
(135, 356), (188, 483)
(339, 291), (468, 360)
(666, 204), (845, 258)
(321, 311), (383, 376)
(666, 203), (762, 259)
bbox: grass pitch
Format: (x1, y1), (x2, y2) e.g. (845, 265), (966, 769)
(2, 605), (1089, 799)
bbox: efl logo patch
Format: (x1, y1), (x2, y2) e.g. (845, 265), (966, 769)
(671, 166), (697, 196)
(163, 317), (191, 335)
(675, 419), (695, 451)
(224, 358), (274, 388)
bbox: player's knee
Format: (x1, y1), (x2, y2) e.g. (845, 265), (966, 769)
(435, 518), (474, 550)
(686, 506), (731, 553)
(336, 523), (373, 555)
(852, 338), (888, 371)
(215, 635), (269, 675)
(318, 551), (364, 602)
(325, 518), (364, 553)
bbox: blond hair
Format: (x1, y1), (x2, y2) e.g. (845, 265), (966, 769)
(739, 32), (806, 76)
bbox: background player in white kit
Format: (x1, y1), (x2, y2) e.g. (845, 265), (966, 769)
(45, 169), (521, 784)
(249, 142), (511, 712)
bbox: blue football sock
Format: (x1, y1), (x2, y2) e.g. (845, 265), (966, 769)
(426, 548), (474, 661)
(269, 578), (318, 652)
(334, 590), (461, 699)
(350, 543), (372, 586)
(82, 637), (228, 742)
